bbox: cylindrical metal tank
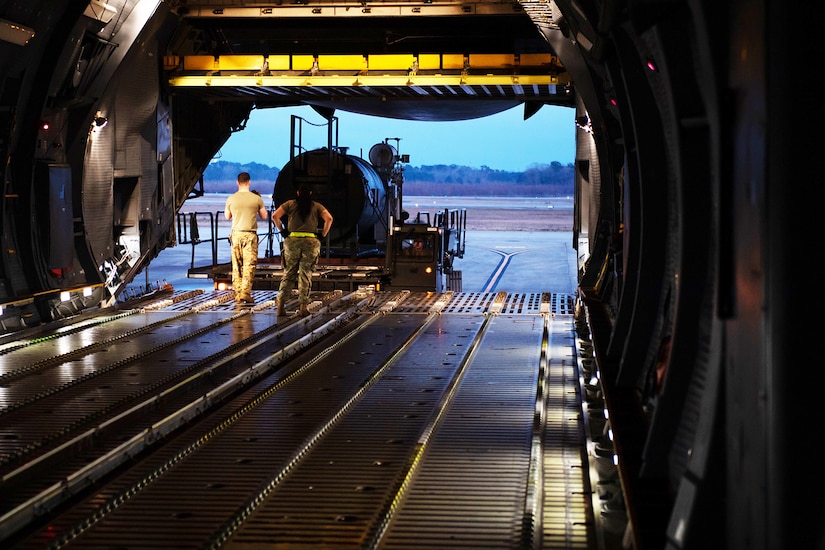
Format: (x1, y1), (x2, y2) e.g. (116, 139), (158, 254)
(273, 148), (387, 246)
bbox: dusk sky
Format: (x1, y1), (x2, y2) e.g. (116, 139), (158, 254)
(214, 103), (576, 172)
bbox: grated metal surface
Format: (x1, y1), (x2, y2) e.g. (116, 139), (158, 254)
(376, 313), (593, 549)
(378, 313), (546, 548)
(153, 289), (278, 312)
(541, 314), (594, 549)
(439, 292), (575, 315)
(5, 291), (596, 549)
(224, 313), (483, 547)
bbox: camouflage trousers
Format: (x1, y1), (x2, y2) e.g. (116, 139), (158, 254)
(278, 236), (320, 305)
(230, 231), (258, 299)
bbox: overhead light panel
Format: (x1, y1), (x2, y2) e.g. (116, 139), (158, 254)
(0, 18), (35, 46)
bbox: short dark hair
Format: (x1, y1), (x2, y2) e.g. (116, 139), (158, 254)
(237, 172), (251, 184)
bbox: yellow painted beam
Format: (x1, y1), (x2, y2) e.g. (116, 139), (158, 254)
(291, 54), (316, 72)
(315, 54), (368, 71)
(366, 54), (417, 71)
(183, 55), (217, 71)
(179, 4), (524, 17)
(468, 53), (515, 68)
(175, 53), (563, 74)
(163, 55), (181, 70)
(441, 53), (465, 70)
(416, 53), (441, 70)
(268, 54), (291, 71)
(519, 53), (555, 66)
(217, 55), (265, 71)
(169, 74), (560, 87)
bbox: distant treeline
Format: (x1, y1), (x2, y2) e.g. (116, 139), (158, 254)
(203, 160), (574, 196)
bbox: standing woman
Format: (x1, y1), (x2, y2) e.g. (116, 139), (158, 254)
(271, 185), (333, 317)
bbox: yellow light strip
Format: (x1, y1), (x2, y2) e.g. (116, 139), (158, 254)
(170, 74), (561, 87)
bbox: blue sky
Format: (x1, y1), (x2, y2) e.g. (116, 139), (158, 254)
(214, 103), (576, 172)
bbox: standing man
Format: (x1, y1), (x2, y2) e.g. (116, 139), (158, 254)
(224, 172), (267, 305)
(271, 184), (333, 317)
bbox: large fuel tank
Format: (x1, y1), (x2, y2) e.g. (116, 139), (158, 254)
(273, 148), (387, 246)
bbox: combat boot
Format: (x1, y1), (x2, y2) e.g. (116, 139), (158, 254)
(299, 303), (310, 317)
(277, 299), (286, 317)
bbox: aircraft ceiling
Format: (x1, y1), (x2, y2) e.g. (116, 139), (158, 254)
(164, 1), (573, 120)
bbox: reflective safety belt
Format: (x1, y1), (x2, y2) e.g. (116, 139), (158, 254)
(290, 231), (317, 238)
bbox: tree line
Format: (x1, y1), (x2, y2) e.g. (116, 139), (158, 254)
(203, 160), (574, 196)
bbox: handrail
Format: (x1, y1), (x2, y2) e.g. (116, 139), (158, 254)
(175, 209), (278, 270)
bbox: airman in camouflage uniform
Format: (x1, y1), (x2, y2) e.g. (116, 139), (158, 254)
(224, 173), (267, 305)
(271, 185), (333, 316)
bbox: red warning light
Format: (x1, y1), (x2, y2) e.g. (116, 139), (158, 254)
(39, 121), (49, 131)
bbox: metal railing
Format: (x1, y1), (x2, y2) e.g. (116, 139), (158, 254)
(175, 209), (276, 270)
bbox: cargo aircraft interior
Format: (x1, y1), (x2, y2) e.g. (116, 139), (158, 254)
(0, 1), (819, 549)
